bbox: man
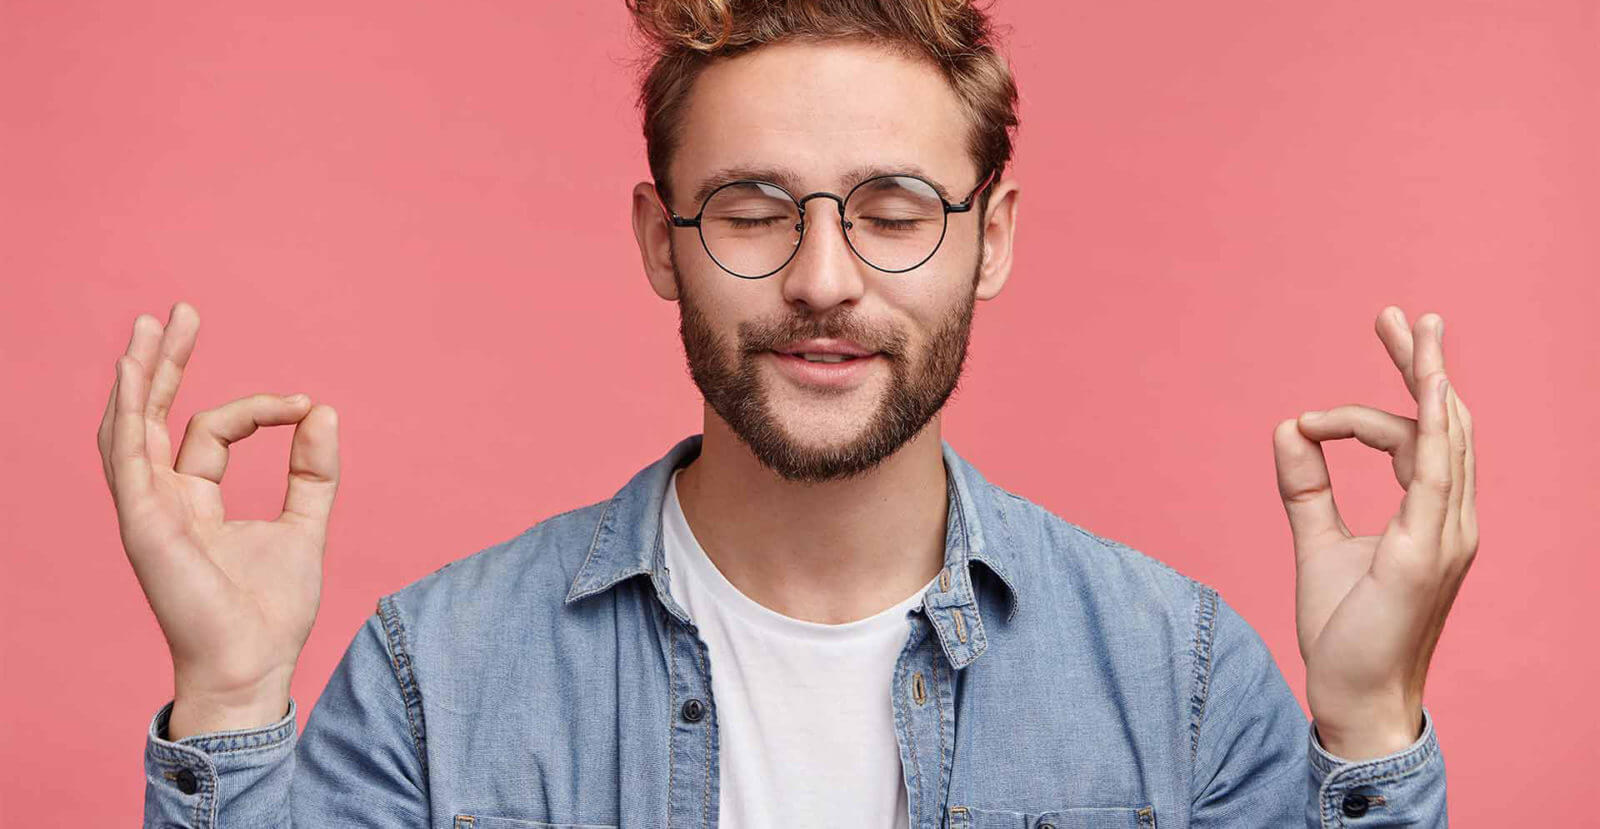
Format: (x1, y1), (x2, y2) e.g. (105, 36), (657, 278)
(103, 1), (1476, 826)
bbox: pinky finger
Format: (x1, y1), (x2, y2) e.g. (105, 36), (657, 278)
(1461, 406), (1478, 547)
(111, 357), (154, 501)
(98, 372), (120, 490)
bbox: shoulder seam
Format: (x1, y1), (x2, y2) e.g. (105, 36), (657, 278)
(1188, 582), (1219, 770)
(376, 595), (430, 782)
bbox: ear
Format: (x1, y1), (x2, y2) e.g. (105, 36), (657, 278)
(974, 176), (1020, 302)
(632, 180), (680, 301)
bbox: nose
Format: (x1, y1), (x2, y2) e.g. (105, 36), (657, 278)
(779, 194), (867, 312)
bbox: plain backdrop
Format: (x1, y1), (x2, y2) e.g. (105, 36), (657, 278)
(2, 1), (1596, 824)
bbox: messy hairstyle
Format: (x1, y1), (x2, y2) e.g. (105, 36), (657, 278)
(626, 0), (1020, 211)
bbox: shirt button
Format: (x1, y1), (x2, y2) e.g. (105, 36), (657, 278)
(1341, 793), (1370, 817)
(173, 768), (199, 795)
(680, 698), (706, 723)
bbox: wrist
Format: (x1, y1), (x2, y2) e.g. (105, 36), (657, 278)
(1314, 709), (1424, 761)
(167, 692), (291, 740)
(168, 667), (294, 740)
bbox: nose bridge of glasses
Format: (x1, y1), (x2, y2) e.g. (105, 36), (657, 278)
(796, 191), (849, 224)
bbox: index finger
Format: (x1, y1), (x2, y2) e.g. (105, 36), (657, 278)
(1374, 305), (1418, 399)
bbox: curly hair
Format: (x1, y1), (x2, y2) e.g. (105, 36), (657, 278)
(626, 0), (1020, 209)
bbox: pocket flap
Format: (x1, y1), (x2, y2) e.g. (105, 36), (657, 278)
(948, 804), (1157, 829)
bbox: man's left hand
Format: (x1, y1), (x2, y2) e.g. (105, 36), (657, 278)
(1272, 306), (1479, 761)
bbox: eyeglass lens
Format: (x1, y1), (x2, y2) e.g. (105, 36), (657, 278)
(699, 176), (948, 277)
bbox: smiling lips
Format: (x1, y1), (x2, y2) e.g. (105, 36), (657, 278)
(766, 349), (883, 388)
(772, 337), (879, 364)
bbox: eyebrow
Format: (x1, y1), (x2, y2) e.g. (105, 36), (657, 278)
(684, 162), (955, 211)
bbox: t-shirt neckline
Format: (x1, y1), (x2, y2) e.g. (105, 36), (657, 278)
(665, 468), (935, 642)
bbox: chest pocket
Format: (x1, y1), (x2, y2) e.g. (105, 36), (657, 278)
(947, 804), (1157, 829)
(453, 815), (619, 829)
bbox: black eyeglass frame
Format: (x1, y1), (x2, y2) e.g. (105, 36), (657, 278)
(657, 168), (998, 279)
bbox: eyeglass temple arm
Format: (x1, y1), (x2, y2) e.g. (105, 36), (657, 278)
(946, 168), (999, 214)
(651, 182), (701, 227)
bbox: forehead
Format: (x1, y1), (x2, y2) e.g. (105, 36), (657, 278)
(669, 39), (974, 201)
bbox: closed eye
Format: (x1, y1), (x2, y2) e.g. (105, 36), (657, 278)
(861, 217), (926, 232)
(724, 216), (790, 229)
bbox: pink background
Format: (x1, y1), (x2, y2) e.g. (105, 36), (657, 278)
(3, 1), (1596, 823)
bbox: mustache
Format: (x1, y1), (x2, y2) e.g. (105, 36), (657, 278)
(737, 319), (903, 357)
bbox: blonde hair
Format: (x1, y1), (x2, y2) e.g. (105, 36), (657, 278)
(627, 0), (1020, 209)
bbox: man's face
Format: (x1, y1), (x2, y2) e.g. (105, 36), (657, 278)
(640, 40), (1012, 484)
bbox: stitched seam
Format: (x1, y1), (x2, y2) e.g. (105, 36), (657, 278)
(1188, 585), (1218, 770)
(377, 597), (430, 780)
(933, 653), (949, 811)
(666, 619), (676, 829)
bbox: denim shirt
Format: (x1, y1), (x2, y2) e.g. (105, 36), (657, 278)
(143, 433), (1446, 828)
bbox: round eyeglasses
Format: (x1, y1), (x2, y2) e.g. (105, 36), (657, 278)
(659, 170), (997, 279)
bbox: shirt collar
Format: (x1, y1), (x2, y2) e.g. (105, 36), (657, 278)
(564, 433), (1023, 669)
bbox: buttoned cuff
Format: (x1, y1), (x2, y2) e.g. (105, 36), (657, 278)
(1308, 706), (1446, 825)
(143, 698), (298, 828)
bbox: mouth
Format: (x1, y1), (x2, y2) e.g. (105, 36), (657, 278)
(765, 349), (884, 388)
(772, 350), (874, 364)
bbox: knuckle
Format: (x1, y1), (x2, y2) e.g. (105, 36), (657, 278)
(1412, 469), (1452, 494)
(186, 408), (215, 434)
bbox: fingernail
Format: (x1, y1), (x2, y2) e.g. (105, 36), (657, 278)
(1301, 410), (1324, 421)
(286, 393), (309, 405)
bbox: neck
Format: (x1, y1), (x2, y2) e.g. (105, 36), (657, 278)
(674, 408), (949, 625)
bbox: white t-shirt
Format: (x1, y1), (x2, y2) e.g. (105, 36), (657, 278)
(661, 468), (932, 829)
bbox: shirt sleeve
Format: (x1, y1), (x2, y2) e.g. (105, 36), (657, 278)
(1188, 588), (1448, 828)
(141, 607), (430, 827)
(1307, 707), (1446, 826)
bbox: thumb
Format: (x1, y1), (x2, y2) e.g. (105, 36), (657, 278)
(279, 402), (340, 529)
(1273, 417), (1350, 555)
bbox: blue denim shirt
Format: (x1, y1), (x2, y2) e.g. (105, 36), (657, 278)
(143, 433), (1446, 827)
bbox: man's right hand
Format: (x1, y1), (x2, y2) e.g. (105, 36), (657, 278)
(97, 302), (340, 739)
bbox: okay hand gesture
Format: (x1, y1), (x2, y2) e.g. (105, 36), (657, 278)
(1272, 307), (1478, 760)
(96, 302), (340, 739)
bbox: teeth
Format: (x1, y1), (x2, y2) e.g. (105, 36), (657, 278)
(799, 352), (854, 363)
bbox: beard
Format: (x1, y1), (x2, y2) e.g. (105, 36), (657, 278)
(675, 261), (977, 485)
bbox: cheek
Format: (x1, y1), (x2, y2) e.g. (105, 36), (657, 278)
(678, 271), (763, 348)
